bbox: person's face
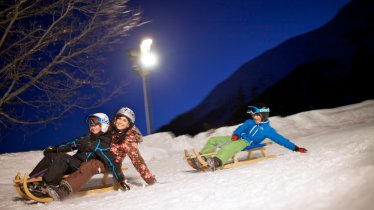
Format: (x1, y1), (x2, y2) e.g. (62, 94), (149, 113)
(89, 124), (101, 134)
(115, 116), (130, 130)
(251, 113), (262, 124)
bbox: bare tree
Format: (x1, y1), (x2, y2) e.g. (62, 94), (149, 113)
(0, 0), (144, 128)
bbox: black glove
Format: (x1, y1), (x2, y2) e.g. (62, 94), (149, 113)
(43, 146), (58, 155)
(118, 179), (131, 191)
(79, 140), (97, 152)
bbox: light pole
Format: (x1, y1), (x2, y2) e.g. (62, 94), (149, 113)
(128, 38), (157, 135)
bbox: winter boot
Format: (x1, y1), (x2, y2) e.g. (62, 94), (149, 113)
(46, 180), (72, 201)
(206, 157), (222, 171)
(191, 157), (203, 169)
(28, 181), (48, 197)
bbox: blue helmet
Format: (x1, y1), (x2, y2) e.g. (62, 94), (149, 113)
(247, 104), (270, 122)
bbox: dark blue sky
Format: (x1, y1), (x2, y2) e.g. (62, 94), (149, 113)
(0, 0), (350, 153)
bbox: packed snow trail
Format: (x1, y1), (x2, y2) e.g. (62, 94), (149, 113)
(1, 100), (373, 210)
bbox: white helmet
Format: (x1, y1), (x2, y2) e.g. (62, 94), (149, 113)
(116, 107), (135, 123)
(86, 113), (110, 133)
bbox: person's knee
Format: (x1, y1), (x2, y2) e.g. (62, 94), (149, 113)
(47, 153), (69, 161)
(79, 160), (105, 175)
(45, 153), (60, 159)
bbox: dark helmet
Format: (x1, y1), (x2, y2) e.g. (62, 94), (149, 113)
(247, 103), (270, 122)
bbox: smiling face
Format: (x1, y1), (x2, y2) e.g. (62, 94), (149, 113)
(114, 116), (130, 130)
(89, 124), (102, 134)
(251, 113), (262, 124)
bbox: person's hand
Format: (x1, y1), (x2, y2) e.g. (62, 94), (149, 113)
(294, 146), (308, 153)
(43, 146), (58, 155)
(118, 179), (131, 191)
(231, 134), (239, 141)
(80, 140), (96, 152)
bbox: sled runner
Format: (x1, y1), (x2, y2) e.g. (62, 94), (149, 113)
(13, 167), (128, 203)
(184, 142), (276, 171)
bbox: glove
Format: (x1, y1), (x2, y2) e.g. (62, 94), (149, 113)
(294, 146), (308, 153)
(118, 179), (131, 191)
(80, 140), (96, 152)
(231, 134), (239, 141)
(43, 146), (58, 155)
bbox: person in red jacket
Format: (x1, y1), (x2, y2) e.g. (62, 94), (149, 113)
(46, 107), (156, 201)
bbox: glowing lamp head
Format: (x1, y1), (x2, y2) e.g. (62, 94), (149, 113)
(139, 38), (157, 69)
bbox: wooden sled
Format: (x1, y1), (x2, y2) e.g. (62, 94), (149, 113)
(184, 142), (276, 171)
(13, 167), (128, 203)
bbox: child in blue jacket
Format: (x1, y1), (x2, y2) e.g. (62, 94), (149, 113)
(197, 103), (307, 171)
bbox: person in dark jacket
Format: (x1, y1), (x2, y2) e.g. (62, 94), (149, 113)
(29, 113), (111, 187)
(46, 107), (157, 201)
(195, 103), (308, 171)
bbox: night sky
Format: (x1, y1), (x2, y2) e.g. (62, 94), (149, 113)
(1, 0), (350, 153)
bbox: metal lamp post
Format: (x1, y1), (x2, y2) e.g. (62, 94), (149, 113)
(129, 38), (157, 135)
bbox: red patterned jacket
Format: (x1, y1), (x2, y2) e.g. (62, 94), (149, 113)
(110, 125), (156, 185)
(110, 126), (142, 163)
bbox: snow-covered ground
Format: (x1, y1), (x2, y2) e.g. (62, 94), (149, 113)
(1, 100), (374, 210)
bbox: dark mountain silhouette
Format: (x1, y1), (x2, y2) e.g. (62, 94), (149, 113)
(158, 0), (374, 136)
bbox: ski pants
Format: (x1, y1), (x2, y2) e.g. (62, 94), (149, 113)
(93, 148), (126, 183)
(65, 144), (157, 192)
(200, 136), (249, 165)
(64, 159), (106, 192)
(29, 153), (82, 185)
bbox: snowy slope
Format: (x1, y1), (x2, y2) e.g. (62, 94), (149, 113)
(1, 100), (374, 210)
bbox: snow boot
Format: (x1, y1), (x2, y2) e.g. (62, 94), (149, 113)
(46, 180), (72, 201)
(191, 157), (203, 169)
(206, 157), (222, 171)
(29, 181), (48, 197)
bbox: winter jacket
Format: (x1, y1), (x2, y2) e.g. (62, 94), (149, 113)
(233, 119), (296, 151)
(56, 133), (108, 162)
(88, 132), (126, 182)
(110, 125), (156, 185)
(110, 125), (142, 163)
(63, 125), (155, 192)
(29, 132), (107, 185)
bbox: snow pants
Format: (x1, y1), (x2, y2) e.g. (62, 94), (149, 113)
(64, 159), (106, 192)
(65, 151), (156, 192)
(200, 136), (249, 165)
(29, 153), (82, 185)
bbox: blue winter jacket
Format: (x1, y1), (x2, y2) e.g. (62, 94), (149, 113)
(233, 119), (296, 151)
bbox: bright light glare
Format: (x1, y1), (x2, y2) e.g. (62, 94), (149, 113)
(139, 38), (157, 69)
(140, 38), (153, 54)
(140, 53), (157, 68)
